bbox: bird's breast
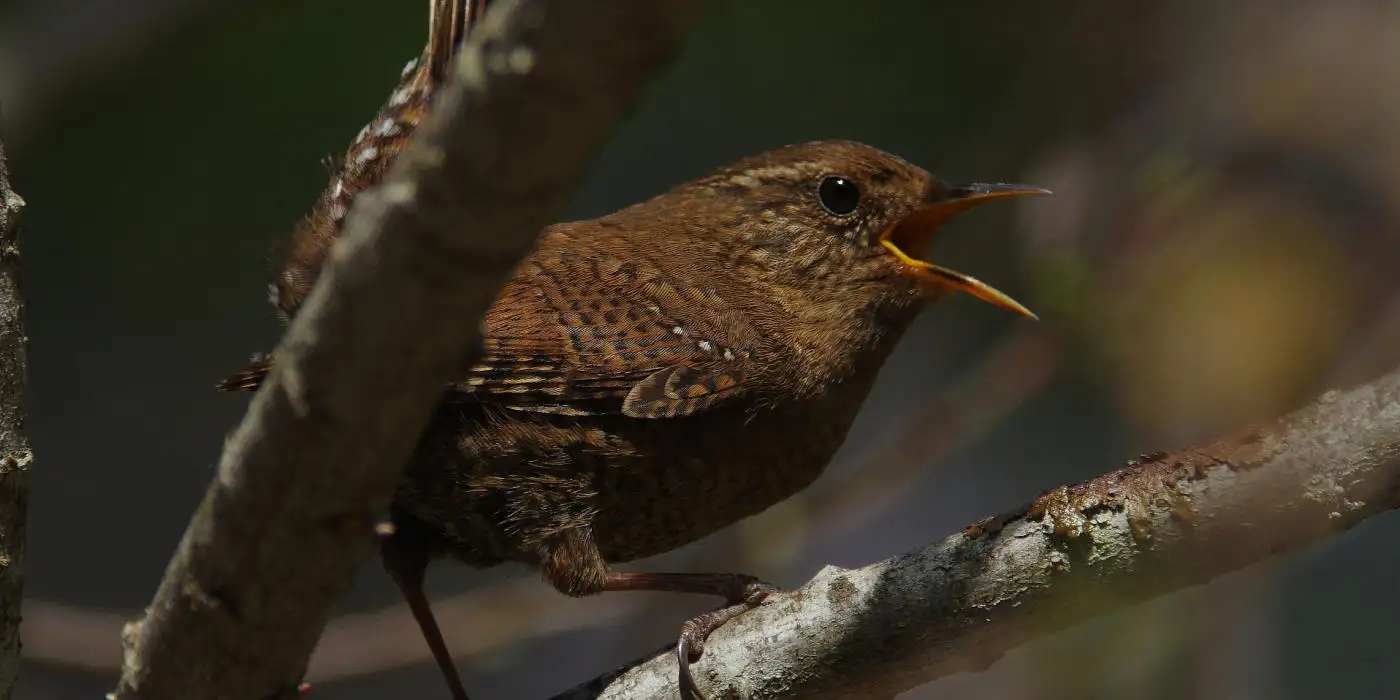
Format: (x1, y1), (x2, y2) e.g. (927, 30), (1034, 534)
(585, 386), (869, 563)
(398, 340), (898, 568)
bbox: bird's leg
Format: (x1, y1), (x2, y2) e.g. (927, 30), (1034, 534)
(380, 526), (472, 700)
(536, 531), (779, 698)
(603, 572), (781, 699)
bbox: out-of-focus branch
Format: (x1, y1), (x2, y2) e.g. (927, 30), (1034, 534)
(111, 2), (703, 699)
(22, 584), (646, 683)
(0, 134), (32, 700)
(558, 365), (1400, 699)
(807, 326), (1063, 538)
(306, 579), (641, 682)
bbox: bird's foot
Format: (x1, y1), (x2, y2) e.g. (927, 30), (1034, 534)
(675, 577), (780, 700)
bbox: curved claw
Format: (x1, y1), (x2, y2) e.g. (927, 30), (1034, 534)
(672, 580), (781, 699)
(602, 572), (780, 699)
(677, 634), (704, 700)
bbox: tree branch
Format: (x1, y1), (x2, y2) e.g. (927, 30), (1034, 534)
(559, 365), (1400, 699)
(113, 2), (702, 699)
(0, 132), (32, 700)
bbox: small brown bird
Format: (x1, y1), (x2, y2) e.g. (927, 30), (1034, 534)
(220, 2), (1047, 698)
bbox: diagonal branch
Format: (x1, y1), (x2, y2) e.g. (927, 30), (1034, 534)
(113, 2), (703, 699)
(559, 364), (1400, 699)
(0, 131), (33, 700)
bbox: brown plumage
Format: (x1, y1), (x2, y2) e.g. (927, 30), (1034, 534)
(221, 3), (1046, 698)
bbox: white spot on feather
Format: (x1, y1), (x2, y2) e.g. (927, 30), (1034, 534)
(727, 174), (760, 188)
(353, 146), (379, 166)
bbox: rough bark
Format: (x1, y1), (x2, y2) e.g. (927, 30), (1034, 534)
(557, 366), (1400, 699)
(112, 2), (703, 699)
(0, 136), (32, 700)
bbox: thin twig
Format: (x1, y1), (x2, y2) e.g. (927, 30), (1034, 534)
(112, 3), (704, 699)
(556, 363), (1400, 699)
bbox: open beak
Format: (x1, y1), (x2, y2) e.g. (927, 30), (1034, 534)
(879, 182), (1050, 319)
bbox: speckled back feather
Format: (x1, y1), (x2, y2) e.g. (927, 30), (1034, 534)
(447, 226), (759, 417)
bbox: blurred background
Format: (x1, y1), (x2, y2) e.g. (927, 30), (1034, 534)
(3, 0), (1399, 698)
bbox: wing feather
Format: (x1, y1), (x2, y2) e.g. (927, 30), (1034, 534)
(451, 238), (757, 417)
(222, 233), (760, 420)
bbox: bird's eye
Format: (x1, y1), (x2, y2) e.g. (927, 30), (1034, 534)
(817, 175), (860, 216)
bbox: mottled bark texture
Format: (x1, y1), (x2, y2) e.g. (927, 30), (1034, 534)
(559, 366), (1400, 699)
(0, 138), (32, 700)
(112, 2), (703, 699)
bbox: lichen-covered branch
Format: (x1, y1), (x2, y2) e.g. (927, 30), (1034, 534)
(112, 2), (702, 699)
(560, 366), (1400, 699)
(0, 136), (32, 700)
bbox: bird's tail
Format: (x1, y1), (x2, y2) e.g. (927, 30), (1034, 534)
(270, 0), (490, 321)
(226, 2), (492, 395)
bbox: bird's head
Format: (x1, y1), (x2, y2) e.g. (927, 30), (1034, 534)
(671, 140), (1047, 323)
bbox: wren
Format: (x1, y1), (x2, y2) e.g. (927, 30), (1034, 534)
(219, 2), (1048, 698)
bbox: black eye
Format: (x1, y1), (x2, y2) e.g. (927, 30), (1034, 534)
(817, 175), (860, 216)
